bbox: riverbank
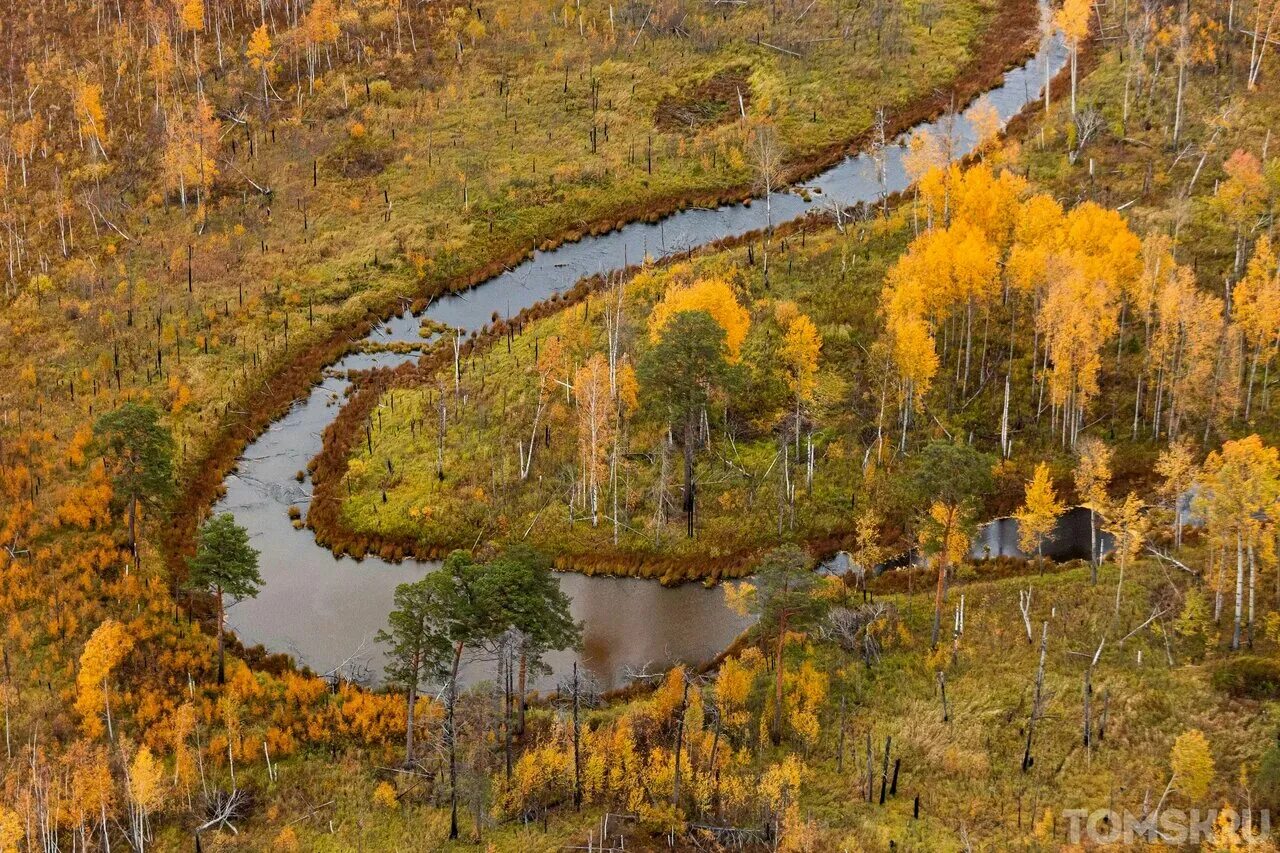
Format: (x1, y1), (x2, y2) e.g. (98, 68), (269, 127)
(304, 12), (1087, 585)
(164, 0), (1041, 584)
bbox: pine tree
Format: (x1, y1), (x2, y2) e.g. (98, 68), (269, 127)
(186, 513), (262, 684)
(94, 402), (174, 565)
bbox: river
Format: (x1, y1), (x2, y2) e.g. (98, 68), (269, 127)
(216, 13), (1070, 690)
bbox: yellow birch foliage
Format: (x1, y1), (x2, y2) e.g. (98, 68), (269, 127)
(1236, 237), (1280, 353)
(75, 618), (135, 738)
(649, 277), (750, 362)
(179, 0), (204, 32)
(969, 96), (1001, 153)
(1170, 729), (1214, 801)
(786, 659), (827, 749)
(1038, 260), (1116, 412)
(1155, 438), (1197, 519)
(129, 744), (167, 815)
(1016, 462), (1065, 556)
(1055, 0), (1092, 43)
(0, 807), (20, 853)
(247, 25), (273, 72)
(715, 651), (759, 730)
(774, 301), (822, 404)
(1074, 437), (1113, 512)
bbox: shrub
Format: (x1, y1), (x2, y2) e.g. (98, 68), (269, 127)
(1211, 656), (1280, 699)
(1256, 745), (1280, 810)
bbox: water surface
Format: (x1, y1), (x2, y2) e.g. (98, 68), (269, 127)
(219, 18), (1069, 689)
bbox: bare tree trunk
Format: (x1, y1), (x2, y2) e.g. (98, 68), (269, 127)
(1233, 531), (1245, 650)
(1022, 621), (1048, 772)
(216, 585), (225, 685)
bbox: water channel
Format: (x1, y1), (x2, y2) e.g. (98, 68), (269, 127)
(217, 15), (1071, 689)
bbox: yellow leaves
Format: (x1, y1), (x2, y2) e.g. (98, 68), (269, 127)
(1016, 462), (1064, 556)
(128, 744), (167, 812)
(649, 276), (750, 362)
(923, 501), (970, 567)
(1215, 150), (1266, 226)
(162, 97), (221, 201)
(775, 301), (822, 404)
(247, 25), (273, 72)
(714, 652), (759, 730)
(968, 96), (1002, 153)
(1032, 806), (1056, 840)
(349, 121), (367, 139)
(75, 618), (135, 738)
(149, 37), (175, 90)
(723, 580), (755, 616)
(1152, 264), (1226, 429)
(165, 702), (198, 787)
(854, 507), (889, 571)
(167, 376), (192, 414)
(60, 740), (114, 825)
(884, 310), (939, 407)
(759, 753), (805, 810)
(1055, 0), (1092, 41)
(72, 78), (106, 134)
(275, 826), (301, 851)
(1155, 437), (1197, 502)
(616, 359), (639, 415)
(56, 462), (114, 530)
(67, 423), (94, 467)
(903, 128), (944, 185)
(949, 223), (1000, 304)
(1102, 492), (1147, 564)
(0, 806), (21, 853)
(373, 781), (398, 809)
(649, 665), (687, 723)
(500, 726), (574, 815)
(179, 0), (204, 33)
(785, 659), (826, 749)
(1170, 729), (1214, 801)
(9, 115), (42, 157)
(951, 163), (1027, 246)
(1194, 435), (1280, 538)
(1236, 236), (1280, 347)
(1063, 202), (1143, 294)
(1037, 259), (1116, 409)
(304, 0), (341, 46)
(1073, 437), (1113, 510)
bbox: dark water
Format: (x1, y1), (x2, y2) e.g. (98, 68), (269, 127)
(971, 506), (1115, 561)
(821, 506), (1116, 577)
(217, 14), (1069, 689)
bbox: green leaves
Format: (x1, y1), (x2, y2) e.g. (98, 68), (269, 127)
(379, 546), (581, 692)
(186, 512), (262, 601)
(749, 544), (826, 637)
(93, 401), (175, 507)
(376, 574), (455, 688)
(638, 309), (735, 427)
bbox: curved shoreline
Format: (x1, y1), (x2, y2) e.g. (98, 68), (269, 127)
(304, 2), (1080, 585)
(163, 0), (1039, 578)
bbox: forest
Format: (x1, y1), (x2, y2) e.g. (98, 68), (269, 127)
(2, 0), (1280, 848)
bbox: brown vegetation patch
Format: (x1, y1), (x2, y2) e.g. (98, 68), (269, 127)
(654, 65), (753, 132)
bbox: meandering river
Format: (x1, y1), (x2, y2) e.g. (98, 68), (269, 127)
(217, 16), (1071, 689)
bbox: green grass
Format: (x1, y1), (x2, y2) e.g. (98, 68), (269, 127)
(333, 17), (1280, 579)
(335, 221), (909, 577)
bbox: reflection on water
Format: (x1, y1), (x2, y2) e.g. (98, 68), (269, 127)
(219, 15), (1069, 689)
(971, 506), (1116, 562)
